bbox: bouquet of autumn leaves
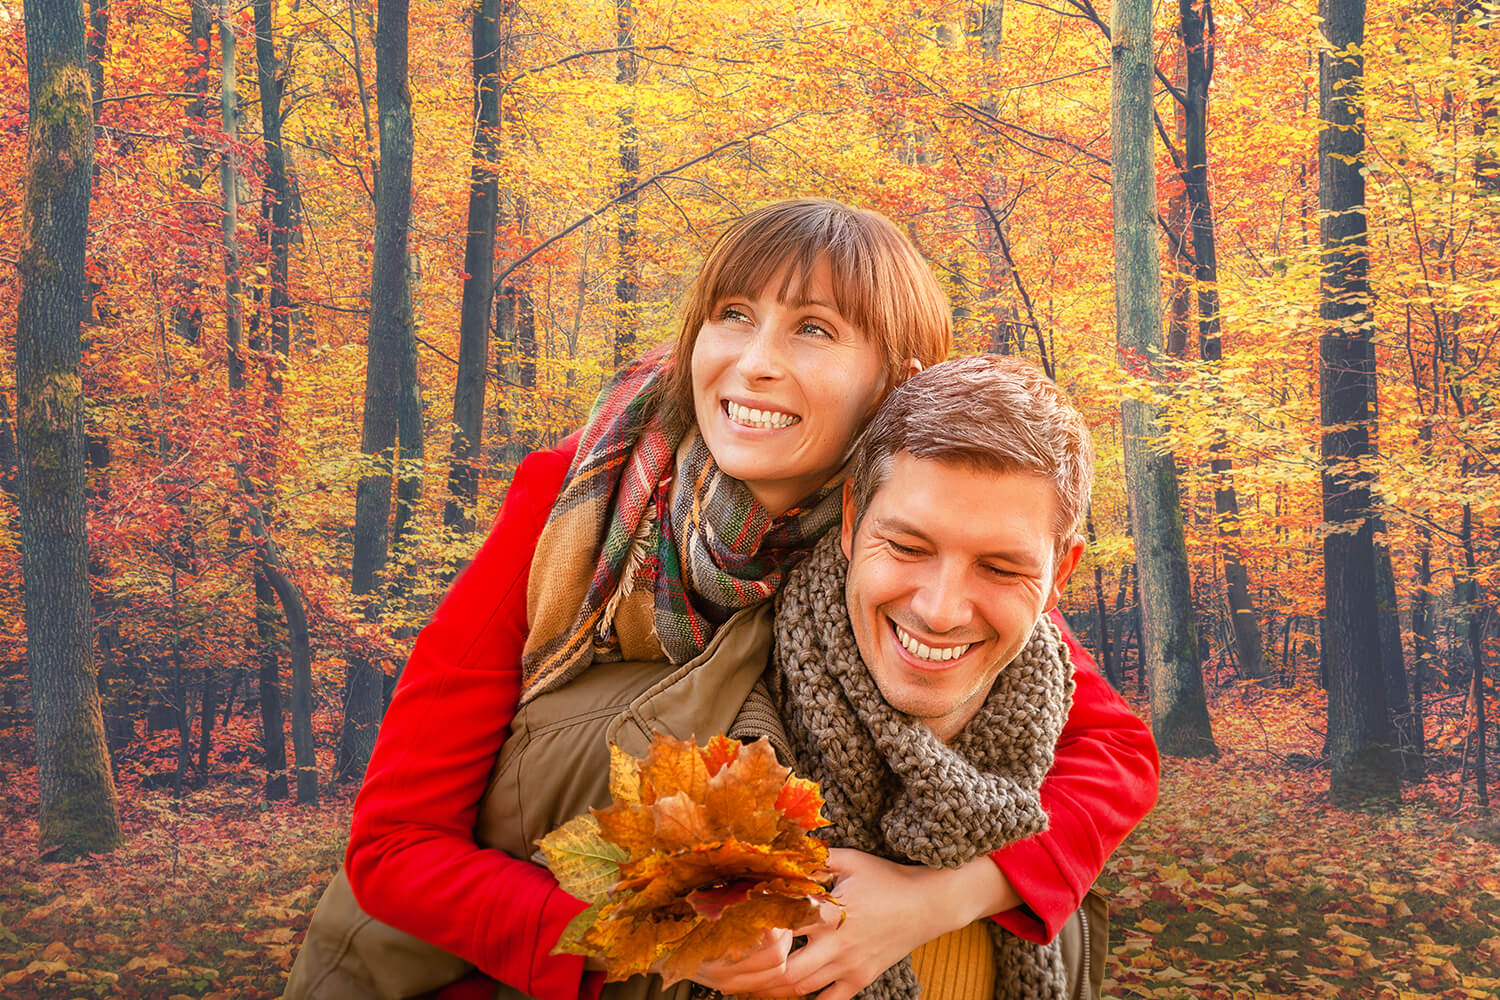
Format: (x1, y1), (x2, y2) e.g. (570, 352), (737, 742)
(538, 732), (837, 984)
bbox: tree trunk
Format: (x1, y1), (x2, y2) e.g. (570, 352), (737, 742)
(339, 0), (413, 784)
(1411, 528), (1433, 765)
(393, 252), (424, 555)
(255, 568), (289, 800)
(613, 0), (640, 368)
(18, 0), (123, 857)
(444, 0), (505, 538)
(219, 0), (244, 393)
(242, 498), (316, 803)
(253, 0), (292, 395)
(174, 0), (213, 347)
(1460, 505), (1489, 807)
(1374, 526), (1418, 778)
(1179, 0), (1267, 681)
(1318, 0), (1400, 806)
(1112, 0), (1215, 757)
(1085, 507), (1117, 686)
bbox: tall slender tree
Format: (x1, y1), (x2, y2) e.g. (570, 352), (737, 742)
(1177, 0), (1268, 680)
(1317, 0), (1400, 805)
(444, 0), (507, 539)
(340, 0), (414, 783)
(18, 0), (123, 857)
(1112, 0), (1216, 756)
(613, 0), (640, 368)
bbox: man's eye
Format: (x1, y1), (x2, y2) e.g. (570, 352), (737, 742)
(887, 540), (923, 557)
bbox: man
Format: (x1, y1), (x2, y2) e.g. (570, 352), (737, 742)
(697, 354), (1156, 1000)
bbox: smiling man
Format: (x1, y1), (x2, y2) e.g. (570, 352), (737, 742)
(743, 354), (1150, 1000)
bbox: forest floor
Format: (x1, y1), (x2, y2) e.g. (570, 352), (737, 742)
(1, 680), (1498, 999)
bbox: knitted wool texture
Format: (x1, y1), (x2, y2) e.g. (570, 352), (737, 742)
(771, 532), (1075, 1000)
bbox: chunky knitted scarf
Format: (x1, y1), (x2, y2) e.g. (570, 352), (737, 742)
(522, 346), (843, 702)
(770, 533), (1075, 1000)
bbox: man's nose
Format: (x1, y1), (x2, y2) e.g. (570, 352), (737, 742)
(909, 562), (974, 635)
(734, 322), (785, 381)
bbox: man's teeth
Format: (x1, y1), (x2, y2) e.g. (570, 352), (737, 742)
(894, 624), (971, 662)
(726, 400), (799, 429)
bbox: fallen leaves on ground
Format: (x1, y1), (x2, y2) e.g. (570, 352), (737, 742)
(1, 680), (1497, 998)
(1102, 678), (1500, 999)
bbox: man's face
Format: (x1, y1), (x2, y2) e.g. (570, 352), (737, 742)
(840, 452), (1084, 744)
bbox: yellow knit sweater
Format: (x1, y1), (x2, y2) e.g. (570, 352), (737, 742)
(909, 921), (997, 1000)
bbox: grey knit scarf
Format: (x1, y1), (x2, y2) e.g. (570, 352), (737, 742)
(769, 532), (1074, 1000)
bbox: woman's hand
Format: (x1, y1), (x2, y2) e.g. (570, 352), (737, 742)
(741, 848), (1022, 1000)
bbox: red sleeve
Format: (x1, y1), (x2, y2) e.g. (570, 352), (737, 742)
(989, 608), (1160, 943)
(344, 437), (605, 1000)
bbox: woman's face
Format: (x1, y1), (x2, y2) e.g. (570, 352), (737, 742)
(691, 257), (888, 516)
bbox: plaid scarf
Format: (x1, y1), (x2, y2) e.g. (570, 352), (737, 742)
(521, 346), (843, 703)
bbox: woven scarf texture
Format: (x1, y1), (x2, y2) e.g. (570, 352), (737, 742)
(770, 532), (1076, 1000)
(521, 347), (843, 702)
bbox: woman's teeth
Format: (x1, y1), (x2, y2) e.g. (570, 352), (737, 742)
(895, 624), (972, 662)
(726, 400), (799, 429)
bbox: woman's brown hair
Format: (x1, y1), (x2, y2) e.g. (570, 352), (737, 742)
(657, 198), (952, 431)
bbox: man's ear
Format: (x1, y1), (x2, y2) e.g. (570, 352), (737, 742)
(840, 479), (857, 560)
(1044, 536), (1086, 612)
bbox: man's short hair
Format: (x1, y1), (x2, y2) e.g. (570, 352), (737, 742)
(847, 354), (1095, 552)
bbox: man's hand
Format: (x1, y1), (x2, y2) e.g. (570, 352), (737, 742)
(676, 926), (796, 995)
(738, 848), (1023, 1000)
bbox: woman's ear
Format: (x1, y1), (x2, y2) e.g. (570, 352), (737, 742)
(906, 358), (924, 376)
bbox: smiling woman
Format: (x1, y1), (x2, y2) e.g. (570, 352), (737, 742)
(692, 258), (889, 516)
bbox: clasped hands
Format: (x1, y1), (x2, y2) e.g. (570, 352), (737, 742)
(682, 848), (1018, 1000)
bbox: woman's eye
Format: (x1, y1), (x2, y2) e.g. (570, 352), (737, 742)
(718, 305), (751, 323)
(799, 321), (834, 339)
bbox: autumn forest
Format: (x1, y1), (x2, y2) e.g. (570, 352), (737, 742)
(3, 0), (1500, 995)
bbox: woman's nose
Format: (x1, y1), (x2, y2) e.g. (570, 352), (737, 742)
(735, 323), (784, 381)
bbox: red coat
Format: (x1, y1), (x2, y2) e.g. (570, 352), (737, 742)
(344, 439), (1160, 1000)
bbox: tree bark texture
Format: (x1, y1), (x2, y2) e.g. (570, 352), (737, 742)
(444, 0), (505, 537)
(1318, 0), (1400, 806)
(1112, 0), (1216, 757)
(340, 0), (413, 784)
(244, 500), (316, 803)
(219, 0), (244, 392)
(1373, 530), (1419, 778)
(255, 568), (289, 800)
(18, 0), (124, 858)
(1179, 0), (1267, 680)
(614, 0), (640, 368)
(253, 0), (291, 389)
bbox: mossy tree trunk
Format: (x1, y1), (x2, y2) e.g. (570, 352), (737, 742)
(18, 0), (123, 858)
(1111, 0), (1216, 757)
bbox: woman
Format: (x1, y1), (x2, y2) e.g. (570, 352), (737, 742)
(287, 199), (1156, 1000)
